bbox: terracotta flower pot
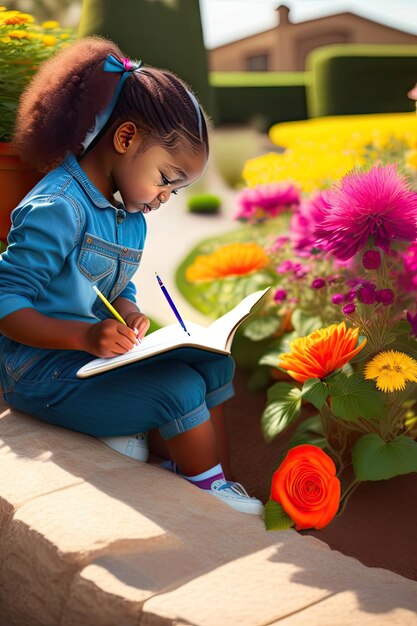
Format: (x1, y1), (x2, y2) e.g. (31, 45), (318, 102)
(0, 142), (42, 243)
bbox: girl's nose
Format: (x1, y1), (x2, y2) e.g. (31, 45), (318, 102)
(158, 191), (169, 205)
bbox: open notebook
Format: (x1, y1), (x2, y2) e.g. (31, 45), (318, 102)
(77, 287), (270, 378)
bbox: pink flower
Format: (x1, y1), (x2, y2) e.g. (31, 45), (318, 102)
(358, 284), (376, 304)
(235, 183), (300, 223)
(343, 303), (356, 315)
(311, 278), (326, 289)
(269, 236), (289, 253)
(375, 288), (395, 306)
(362, 250), (381, 270)
(407, 311), (417, 336)
(290, 192), (327, 254)
(274, 289), (287, 302)
(400, 242), (417, 292)
(315, 164), (417, 261)
(332, 293), (344, 305)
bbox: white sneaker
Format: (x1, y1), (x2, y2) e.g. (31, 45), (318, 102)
(209, 479), (264, 516)
(160, 461), (264, 516)
(99, 432), (149, 462)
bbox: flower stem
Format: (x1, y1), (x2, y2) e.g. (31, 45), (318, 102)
(336, 480), (361, 517)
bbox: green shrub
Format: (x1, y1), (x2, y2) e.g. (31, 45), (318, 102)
(186, 193), (221, 214)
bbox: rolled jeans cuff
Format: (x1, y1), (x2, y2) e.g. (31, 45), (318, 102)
(159, 402), (210, 440)
(205, 381), (235, 409)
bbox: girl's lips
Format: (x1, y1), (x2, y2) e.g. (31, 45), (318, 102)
(143, 203), (160, 212)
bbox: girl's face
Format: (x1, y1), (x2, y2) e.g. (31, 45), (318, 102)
(113, 141), (207, 214)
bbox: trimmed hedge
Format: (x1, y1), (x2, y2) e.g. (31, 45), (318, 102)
(78, 0), (214, 115)
(210, 72), (308, 131)
(306, 44), (417, 118)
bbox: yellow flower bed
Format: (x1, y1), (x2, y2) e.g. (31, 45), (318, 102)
(269, 112), (417, 151)
(243, 112), (417, 192)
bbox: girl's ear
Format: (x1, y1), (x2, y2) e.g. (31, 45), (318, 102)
(113, 121), (138, 153)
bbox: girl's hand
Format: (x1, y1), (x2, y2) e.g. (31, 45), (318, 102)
(84, 319), (139, 358)
(125, 312), (151, 340)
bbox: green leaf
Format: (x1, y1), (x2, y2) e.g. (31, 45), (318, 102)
(328, 373), (385, 421)
(247, 366), (271, 391)
(264, 499), (294, 530)
(259, 350), (283, 368)
(288, 414), (327, 450)
(302, 378), (329, 410)
(262, 383), (302, 442)
(352, 434), (417, 481)
(243, 315), (281, 341)
(291, 309), (323, 337)
(258, 332), (298, 368)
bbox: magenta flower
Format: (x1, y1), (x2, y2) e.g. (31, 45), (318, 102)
(400, 242), (417, 292)
(344, 290), (357, 303)
(332, 293), (344, 305)
(290, 192), (327, 254)
(274, 289), (287, 302)
(343, 303), (356, 315)
(358, 284), (376, 304)
(375, 288), (395, 306)
(235, 183), (300, 223)
(407, 311), (417, 336)
(362, 250), (381, 270)
(315, 164), (417, 260)
(269, 236), (289, 252)
(311, 278), (326, 289)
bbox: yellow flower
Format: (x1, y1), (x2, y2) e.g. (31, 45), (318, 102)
(405, 149), (417, 171)
(60, 33), (70, 40)
(185, 242), (270, 283)
(42, 34), (57, 46)
(0, 7), (7, 11)
(41, 20), (59, 29)
(2, 12), (33, 25)
(364, 351), (417, 392)
(0, 36), (10, 42)
(8, 30), (29, 39)
(278, 322), (366, 383)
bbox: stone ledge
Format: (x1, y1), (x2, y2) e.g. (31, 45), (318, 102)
(1, 398), (416, 626)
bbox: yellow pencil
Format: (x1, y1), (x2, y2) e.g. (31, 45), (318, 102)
(93, 285), (127, 326)
(92, 285), (142, 343)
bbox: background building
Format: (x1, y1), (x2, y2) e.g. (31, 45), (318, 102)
(209, 4), (417, 72)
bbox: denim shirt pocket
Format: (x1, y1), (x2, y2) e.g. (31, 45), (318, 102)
(77, 232), (118, 294)
(108, 244), (143, 302)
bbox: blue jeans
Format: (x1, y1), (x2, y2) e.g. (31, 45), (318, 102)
(0, 337), (235, 440)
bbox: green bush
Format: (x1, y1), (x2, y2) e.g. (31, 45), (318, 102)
(306, 44), (417, 118)
(186, 193), (221, 214)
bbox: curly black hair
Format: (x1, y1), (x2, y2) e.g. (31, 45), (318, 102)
(12, 36), (209, 172)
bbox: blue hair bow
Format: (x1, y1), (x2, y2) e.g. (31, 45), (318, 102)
(81, 54), (143, 151)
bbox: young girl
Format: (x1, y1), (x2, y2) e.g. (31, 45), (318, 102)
(0, 36), (263, 516)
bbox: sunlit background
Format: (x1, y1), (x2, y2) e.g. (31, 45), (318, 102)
(6, 0), (417, 46)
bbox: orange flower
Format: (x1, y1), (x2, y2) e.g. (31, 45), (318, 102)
(278, 321), (366, 383)
(270, 444), (341, 530)
(185, 242), (270, 283)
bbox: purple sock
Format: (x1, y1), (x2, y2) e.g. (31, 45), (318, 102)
(180, 463), (225, 490)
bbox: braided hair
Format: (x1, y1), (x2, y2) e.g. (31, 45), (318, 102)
(12, 36), (209, 173)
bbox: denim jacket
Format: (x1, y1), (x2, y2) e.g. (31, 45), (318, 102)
(0, 152), (147, 323)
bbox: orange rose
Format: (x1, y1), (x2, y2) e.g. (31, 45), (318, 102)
(270, 444), (341, 530)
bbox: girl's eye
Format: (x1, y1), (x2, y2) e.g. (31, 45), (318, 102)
(161, 174), (172, 187)
(161, 174), (179, 195)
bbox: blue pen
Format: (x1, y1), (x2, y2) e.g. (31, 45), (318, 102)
(155, 273), (190, 336)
